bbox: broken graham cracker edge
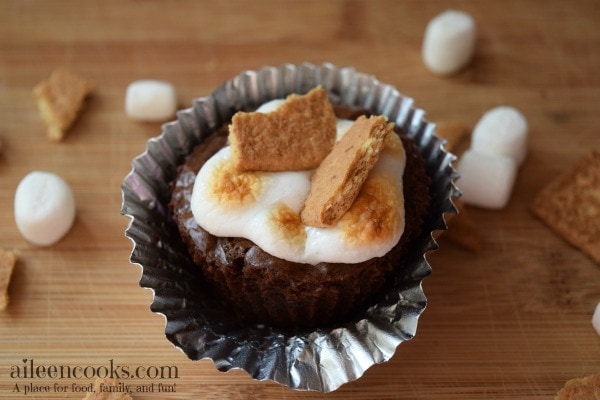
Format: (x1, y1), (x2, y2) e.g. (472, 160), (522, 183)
(530, 150), (600, 264)
(0, 248), (19, 311)
(436, 120), (470, 153)
(554, 373), (600, 400)
(443, 198), (482, 252)
(33, 67), (94, 141)
(229, 87), (335, 171)
(300, 115), (393, 227)
(228, 86), (337, 172)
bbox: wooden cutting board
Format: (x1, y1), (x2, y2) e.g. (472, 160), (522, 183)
(0, 1), (598, 399)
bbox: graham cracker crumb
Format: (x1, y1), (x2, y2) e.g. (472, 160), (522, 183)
(530, 150), (600, 264)
(444, 199), (482, 252)
(301, 115), (393, 227)
(229, 86), (337, 171)
(0, 248), (18, 311)
(555, 373), (600, 400)
(436, 120), (470, 153)
(83, 378), (133, 400)
(33, 67), (94, 141)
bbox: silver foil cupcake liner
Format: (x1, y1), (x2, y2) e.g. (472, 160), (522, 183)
(121, 63), (459, 392)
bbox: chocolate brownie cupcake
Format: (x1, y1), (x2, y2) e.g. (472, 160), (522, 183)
(123, 63), (457, 391)
(168, 91), (431, 329)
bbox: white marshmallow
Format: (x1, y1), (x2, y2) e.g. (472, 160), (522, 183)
(593, 302), (600, 336)
(422, 9), (476, 76)
(472, 106), (528, 165)
(256, 99), (285, 113)
(14, 171), (76, 246)
(125, 80), (177, 122)
(457, 150), (517, 209)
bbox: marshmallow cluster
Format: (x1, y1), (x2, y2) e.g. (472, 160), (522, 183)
(14, 171), (76, 246)
(191, 101), (407, 265)
(125, 80), (177, 122)
(422, 9), (476, 76)
(457, 106), (528, 209)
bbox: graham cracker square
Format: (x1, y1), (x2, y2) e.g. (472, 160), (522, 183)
(531, 150), (600, 264)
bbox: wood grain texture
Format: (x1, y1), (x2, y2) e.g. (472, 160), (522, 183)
(0, 1), (598, 399)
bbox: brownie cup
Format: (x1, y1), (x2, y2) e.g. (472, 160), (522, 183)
(123, 63), (457, 392)
(168, 105), (431, 329)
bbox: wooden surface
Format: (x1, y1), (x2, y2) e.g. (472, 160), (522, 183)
(1, 1), (599, 399)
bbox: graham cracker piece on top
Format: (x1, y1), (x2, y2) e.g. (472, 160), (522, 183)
(0, 248), (18, 311)
(444, 199), (482, 252)
(301, 115), (393, 227)
(33, 67), (94, 141)
(229, 86), (337, 172)
(555, 373), (600, 400)
(530, 150), (600, 264)
(83, 378), (133, 400)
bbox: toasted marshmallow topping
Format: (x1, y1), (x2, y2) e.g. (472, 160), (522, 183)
(190, 100), (406, 264)
(207, 158), (263, 208)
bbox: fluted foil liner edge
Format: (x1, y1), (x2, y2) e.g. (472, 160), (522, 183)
(121, 62), (459, 392)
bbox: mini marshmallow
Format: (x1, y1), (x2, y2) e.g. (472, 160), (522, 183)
(125, 80), (177, 122)
(14, 171), (76, 246)
(472, 106), (528, 165)
(422, 9), (476, 76)
(457, 150), (517, 209)
(593, 302), (600, 336)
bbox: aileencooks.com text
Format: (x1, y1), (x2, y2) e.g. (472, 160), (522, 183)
(9, 359), (179, 380)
